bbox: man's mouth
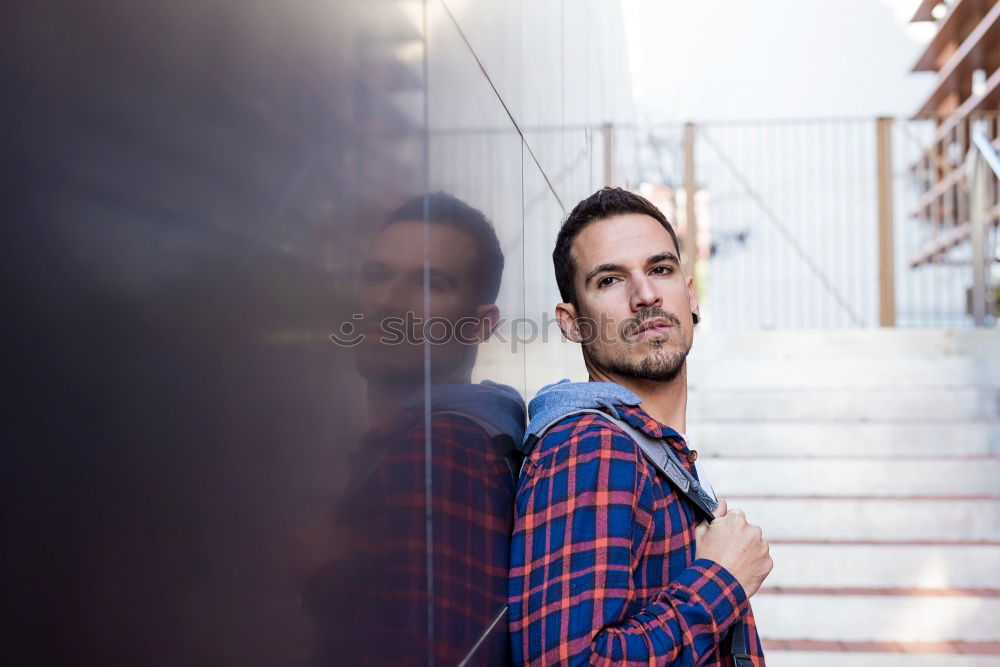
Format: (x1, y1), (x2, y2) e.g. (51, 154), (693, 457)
(633, 317), (673, 339)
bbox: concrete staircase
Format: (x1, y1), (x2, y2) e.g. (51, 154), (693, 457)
(686, 329), (1000, 667)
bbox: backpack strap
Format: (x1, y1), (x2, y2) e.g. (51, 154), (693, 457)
(526, 408), (752, 665)
(728, 620), (753, 667)
(525, 408), (717, 523)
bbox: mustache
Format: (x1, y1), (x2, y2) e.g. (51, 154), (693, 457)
(621, 307), (682, 337)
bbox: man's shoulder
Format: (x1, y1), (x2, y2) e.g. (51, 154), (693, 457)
(533, 409), (639, 459)
(519, 410), (654, 501)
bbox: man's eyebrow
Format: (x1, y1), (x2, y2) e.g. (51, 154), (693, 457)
(425, 266), (456, 282)
(583, 263), (625, 286)
(648, 251), (680, 265)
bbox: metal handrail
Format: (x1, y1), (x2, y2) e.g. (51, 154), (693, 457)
(971, 129), (1000, 179)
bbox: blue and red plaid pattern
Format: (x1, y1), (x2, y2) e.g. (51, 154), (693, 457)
(508, 405), (765, 666)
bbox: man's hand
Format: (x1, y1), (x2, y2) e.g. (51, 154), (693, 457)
(694, 500), (772, 597)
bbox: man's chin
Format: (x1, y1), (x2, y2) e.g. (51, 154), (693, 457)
(354, 350), (423, 384)
(635, 361), (685, 382)
(605, 347), (687, 383)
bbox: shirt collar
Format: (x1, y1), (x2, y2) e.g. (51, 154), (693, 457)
(614, 404), (695, 465)
(615, 404), (684, 442)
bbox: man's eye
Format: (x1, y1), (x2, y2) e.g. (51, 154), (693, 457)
(597, 276), (617, 288)
(428, 277), (450, 292)
(651, 265), (673, 276)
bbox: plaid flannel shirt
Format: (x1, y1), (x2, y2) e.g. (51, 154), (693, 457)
(508, 405), (765, 666)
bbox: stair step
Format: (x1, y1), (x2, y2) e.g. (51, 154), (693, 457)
(726, 497), (1000, 542)
(690, 329), (1000, 359)
(759, 587), (1000, 596)
(752, 592), (1000, 642)
(682, 330), (1000, 657)
(765, 543), (1000, 589)
(686, 357), (1000, 389)
(687, 422), (1000, 456)
(764, 644), (1000, 667)
(687, 388), (1000, 421)
(702, 458), (1000, 496)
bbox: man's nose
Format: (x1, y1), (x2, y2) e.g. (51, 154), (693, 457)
(372, 283), (395, 311)
(629, 274), (661, 311)
(362, 276), (400, 315)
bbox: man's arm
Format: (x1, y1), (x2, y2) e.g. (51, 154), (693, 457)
(507, 420), (747, 666)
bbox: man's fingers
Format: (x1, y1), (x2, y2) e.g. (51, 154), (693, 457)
(694, 521), (709, 539)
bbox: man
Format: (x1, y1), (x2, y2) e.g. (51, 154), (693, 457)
(303, 193), (524, 665)
(508, 187), (771, 665)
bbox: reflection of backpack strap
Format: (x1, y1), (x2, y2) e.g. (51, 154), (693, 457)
(525, 408), (752, 665)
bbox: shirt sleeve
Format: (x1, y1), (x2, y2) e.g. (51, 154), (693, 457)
(507, 420), (748, 666)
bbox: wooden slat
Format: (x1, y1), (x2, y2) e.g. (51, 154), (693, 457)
(908, 163), (967, 217)
(907, 138), (1000, 219)
(908, 205), (1000, 267)
(905, 71), (1000, 179)
(911, 0), (941, 23)
(913, 0), (998, 72)
(877, 118), (896, 327)
(914, 1), (1000, 118)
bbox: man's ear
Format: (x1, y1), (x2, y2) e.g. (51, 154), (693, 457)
(473, 304), (501, 342)
(555, 302), (583, 343)
(686, 275), (700, 325)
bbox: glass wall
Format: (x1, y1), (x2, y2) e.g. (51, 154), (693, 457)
(2, 1), (634, 664)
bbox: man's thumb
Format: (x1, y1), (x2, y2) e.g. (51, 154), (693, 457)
(714, 497), (728, 518)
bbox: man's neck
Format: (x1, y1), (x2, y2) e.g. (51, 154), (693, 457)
(587, 363), (688, 433)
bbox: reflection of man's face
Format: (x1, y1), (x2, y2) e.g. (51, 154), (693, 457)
(569, 213), (698, 382)
(355, 219), (484, 382)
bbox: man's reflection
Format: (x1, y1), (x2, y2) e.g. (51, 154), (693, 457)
(303, 193), (524, 665)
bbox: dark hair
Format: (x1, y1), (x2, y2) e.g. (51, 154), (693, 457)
(384, 192), (505, 304)
(553, 186), (681, 306)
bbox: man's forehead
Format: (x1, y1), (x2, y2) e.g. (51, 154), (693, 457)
(571, 213), (676, 268)
(369, 219), (476, 264)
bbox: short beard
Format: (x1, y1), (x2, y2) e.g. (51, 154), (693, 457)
(605, 340), (688, 383)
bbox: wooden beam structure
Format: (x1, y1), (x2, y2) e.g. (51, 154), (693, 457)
(914, 0), (1000, 118)
(876, 117), (897, 326)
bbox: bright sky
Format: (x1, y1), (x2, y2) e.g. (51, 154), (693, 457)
(623, 0), (937, 121)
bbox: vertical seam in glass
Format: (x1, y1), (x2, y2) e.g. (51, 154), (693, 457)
(421, 1), (434, 663)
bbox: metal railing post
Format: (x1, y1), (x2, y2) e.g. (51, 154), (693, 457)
(602, 123), (614, 186)
(968, 129), (1000, 326)
(968, 152), (988, 326)
(876, 117), (896, 327)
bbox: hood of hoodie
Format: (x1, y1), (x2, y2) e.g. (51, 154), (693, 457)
(521, 378), (643, 453)
(403, 379), (526, 443)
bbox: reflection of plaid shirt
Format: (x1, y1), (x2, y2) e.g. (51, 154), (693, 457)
(508, 405), (764, 666)
(304, 410), (517, 666)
